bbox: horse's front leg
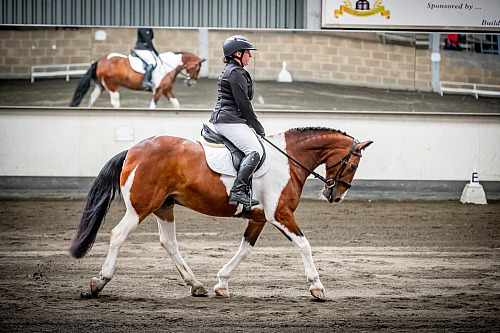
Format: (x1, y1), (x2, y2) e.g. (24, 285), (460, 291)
(271, 214), (326, 300)
(149, 88), (161, 109)
(163, 90), (180, 109)
(214, 220), (265, 297)
(155, 209), (207, 296)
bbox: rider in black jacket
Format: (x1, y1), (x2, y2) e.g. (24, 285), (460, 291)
(209, 35), (265, 208)
(134, 28), (159, 90)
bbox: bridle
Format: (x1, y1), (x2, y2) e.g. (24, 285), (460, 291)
(179, 58), (203, 83)
(322, 138), (361, 201)
(260, 135), (361, 201)
(160, 55), (202, 83)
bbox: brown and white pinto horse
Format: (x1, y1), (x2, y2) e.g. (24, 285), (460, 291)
(69, 51), (205, 109)
(69, 127), (372, 300)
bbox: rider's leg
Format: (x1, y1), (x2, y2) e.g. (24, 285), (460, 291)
(142, 64), (155, 90)
(212, 123), (264, 207)
(135, 49), (156, 90)
(228, 151), (260, 206)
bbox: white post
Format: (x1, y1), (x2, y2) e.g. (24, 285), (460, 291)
(430, 33), (441, 93)
(199, 28), (208, 78)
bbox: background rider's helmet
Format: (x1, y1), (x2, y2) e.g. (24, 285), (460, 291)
(223, 35), (257, 57)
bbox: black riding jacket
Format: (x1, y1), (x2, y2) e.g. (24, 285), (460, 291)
(134, 28), (159, 56)
(209, 60), (265, 136)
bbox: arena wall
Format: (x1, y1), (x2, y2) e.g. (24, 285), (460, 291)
(1, 27), (499, 91)
(0, 107), (499, 200)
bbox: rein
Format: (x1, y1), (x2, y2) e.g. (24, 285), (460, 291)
(260, 135), (360, 191)
(160, 55), (202, 80)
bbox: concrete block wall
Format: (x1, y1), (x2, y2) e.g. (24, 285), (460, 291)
(1, 27), (498, 92)
(440, 50), (500, 86)
(208, 30), (433, 92)
(0, 28), (92, 77)
(90, 28), (200, 61)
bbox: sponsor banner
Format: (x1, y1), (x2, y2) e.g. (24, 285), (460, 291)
(322, 0), (500, 30)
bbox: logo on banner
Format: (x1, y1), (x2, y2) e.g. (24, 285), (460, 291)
(334, 0), (391, 19)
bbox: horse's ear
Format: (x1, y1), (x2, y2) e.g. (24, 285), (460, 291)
(199, 58), (206, 63)
(355, 140), (373, 151)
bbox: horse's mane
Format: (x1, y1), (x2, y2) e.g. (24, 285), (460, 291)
(288, 127), (354, 139)
(173, 51), (195, 56)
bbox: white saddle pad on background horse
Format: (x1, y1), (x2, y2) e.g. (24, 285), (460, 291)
(107, 53), (147, 73)
(201, 140), (270, 178)
(107, 52), (179, 89)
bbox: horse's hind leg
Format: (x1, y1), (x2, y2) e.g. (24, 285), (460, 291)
(90, 168), (140, 296)
(156, 207), (207, 296)
(89, 83), (102, 107)
(214, 220), (265, 297)
(109, 91), (121, 108)
(91, 208), (139, 296)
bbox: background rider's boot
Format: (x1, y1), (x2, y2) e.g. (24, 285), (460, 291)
(142, 65), (154, 90)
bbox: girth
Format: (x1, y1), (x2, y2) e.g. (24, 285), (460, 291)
(201, 123), (266, 172)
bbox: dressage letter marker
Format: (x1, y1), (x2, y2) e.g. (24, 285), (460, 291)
(460, 171), (487, 205)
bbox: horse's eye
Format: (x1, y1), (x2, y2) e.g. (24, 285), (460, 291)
(350, 164), (357, 171)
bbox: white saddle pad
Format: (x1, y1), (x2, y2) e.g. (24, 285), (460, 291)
(201, 140), (270, 178)
(107, 53), (146, 73)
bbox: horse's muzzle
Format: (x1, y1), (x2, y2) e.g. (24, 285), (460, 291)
(323, 186), (334, 203)
(323, 184), (347, 203)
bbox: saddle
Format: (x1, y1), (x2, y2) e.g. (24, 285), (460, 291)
(201, 123), (266, 172)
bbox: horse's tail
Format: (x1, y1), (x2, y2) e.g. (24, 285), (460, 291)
(69, 149), (128, 258)
(69, 62), (98, 107)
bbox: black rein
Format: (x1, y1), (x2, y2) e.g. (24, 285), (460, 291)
(260, 135), (360, 190)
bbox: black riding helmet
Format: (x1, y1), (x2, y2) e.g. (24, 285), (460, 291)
(223, 35), (257, 66)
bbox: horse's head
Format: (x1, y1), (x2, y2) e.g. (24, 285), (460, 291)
(322, 140), (373, 203)
(182, 54), (205, 87)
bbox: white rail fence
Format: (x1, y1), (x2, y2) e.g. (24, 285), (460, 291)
(439, 81), (500, 99)
(31, 63), (90, 83)
(0, 107), (498, 182)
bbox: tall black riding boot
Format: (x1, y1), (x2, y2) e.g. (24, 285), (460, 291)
(229, 151), (260, 207)
(142, 64), (155, 90)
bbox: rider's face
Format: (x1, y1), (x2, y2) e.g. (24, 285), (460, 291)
(236, 50), (252, 66)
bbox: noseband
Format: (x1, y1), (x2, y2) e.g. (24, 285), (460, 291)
(260, 136), (361, 201)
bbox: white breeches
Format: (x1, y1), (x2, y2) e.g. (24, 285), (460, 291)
(134, 49), (157, 67)
(213, 123), (263, 158)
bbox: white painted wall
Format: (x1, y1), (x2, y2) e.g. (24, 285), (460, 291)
(1, 108), (499, 181)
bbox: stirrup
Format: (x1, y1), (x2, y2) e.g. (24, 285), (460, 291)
(228, 198), (260, 207)
(229, 192), (259, 207)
